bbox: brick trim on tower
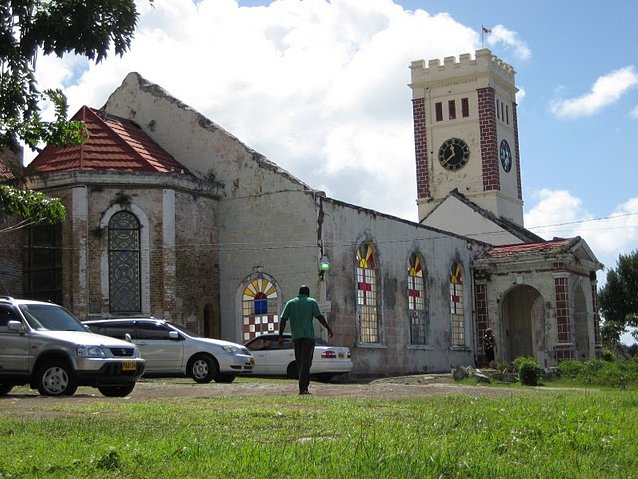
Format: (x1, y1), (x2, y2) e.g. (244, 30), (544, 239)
(512, 101), (522, 200)
(412, 98), (430, 199)
(477, 87), (500, 192)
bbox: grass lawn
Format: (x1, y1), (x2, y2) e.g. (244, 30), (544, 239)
(1, 380), (637, 478)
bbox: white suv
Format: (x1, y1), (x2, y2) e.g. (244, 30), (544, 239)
(0, 297), (145, 397)
(84, 318), (255, 383)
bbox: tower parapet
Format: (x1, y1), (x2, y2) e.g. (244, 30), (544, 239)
(410, 49), (516, 95)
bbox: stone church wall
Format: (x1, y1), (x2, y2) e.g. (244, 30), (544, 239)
(320, 198), (476, 375)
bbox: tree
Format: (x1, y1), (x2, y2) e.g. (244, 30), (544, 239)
(0, 184), (64, 230)
(1, 0), (143, 151)
(0, 0), (146, 225)
(598, 251), (638, 344)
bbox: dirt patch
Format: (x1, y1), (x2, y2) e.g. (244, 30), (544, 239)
(0, 374), (532, 417)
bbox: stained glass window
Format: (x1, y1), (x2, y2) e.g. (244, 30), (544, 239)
(450, 262), (465, 346)
(356, 242), (379, 343)
(242, 277), (279, 341)
(408, 252), (427, 344)
(108, 211), (141, 313)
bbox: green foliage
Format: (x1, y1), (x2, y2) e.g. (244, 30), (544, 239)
(599, 250), (638, 345)
(558, 359), (638, 388)
(0, 185), (65, 224)
(514, 356), (542, 386)
(0, 0), (143, 151)
(602, 349), (616, 362)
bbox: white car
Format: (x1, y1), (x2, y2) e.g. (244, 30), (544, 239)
(244, 333), (352, 381)
(84, 318), (254, 383)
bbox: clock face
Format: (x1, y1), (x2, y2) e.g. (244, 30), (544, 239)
(499, 139), (512, 173)
(438, 138), (470, 171)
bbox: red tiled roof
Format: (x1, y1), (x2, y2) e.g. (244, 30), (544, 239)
(30, 106), (190, 175)
(0, 159), (13, 179)
(485, 238), (575, 258)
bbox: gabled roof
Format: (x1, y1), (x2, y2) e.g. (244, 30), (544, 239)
(30, 106), (190, 175)
(485, 237), (576, 259)
(480, 235), (603, 270)
(424, 189), (545, 243)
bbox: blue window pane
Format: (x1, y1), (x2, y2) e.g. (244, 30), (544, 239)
(254, 299), (268, 315)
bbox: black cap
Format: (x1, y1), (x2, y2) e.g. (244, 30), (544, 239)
(298, 285), (310, 296)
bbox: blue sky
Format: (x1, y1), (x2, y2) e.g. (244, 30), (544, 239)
(32, 0), (638, 341)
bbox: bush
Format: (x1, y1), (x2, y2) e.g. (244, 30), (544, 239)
(514, 356), (542, 386)
(602, 349), (615, 362)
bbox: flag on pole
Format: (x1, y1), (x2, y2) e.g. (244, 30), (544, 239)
(481, 25), (492, 47)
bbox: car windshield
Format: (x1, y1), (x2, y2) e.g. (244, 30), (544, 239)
(19, 304), (86, 332)
(166, 321), (199, 337)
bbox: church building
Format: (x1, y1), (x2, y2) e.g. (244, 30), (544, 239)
(1, 49), (603, 375)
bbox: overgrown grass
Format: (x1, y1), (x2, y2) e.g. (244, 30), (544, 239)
(555, 358), (638, 388)
(2, 385), (637, 478)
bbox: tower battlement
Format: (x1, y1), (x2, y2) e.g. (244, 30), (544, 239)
(410, 49), (515, 89)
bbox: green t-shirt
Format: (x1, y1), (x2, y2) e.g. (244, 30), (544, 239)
(280, 295), (321, 340)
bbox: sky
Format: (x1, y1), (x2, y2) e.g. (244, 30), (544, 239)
(31, 0), (638, 341)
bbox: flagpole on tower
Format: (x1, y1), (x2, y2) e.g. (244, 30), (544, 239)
(481, 25), (492, 48)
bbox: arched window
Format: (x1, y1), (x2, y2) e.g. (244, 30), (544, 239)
(108, 211), (141, 313)
(450, 262), (465, 346)
(242, 277), (279, 341)
(408, 252), (427, 344)
(356, 242), (379, 343)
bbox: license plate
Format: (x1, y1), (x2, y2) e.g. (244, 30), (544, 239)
(338, 352), (345, 359)
(249, 358), (255, 366)
(122, 360), (137, 371)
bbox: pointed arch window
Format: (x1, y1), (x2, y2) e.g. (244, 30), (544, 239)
(356, 242), (379, 343)
(242, 277), (279, 341)
(108, 211), (141, 313)
(450, 262), (465, 346)
(408, 252), (427, 344)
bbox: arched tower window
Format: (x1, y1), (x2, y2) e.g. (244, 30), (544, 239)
(108, 211), (141, 313)
(408, 252), (427, 344)
(242, 277), (279, 341)
(356, 242), (379, 343)
(450, 262), (465, 346)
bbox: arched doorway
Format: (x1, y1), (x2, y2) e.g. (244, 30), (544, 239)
(202, 302), (220, 339)
(501, 285), (544, 363)
(573, 285), (590, 360)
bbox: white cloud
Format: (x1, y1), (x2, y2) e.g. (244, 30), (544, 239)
(485, 24), (531, 61)
(630, 104), (638, 118)
(29, 0), (484, 220)
(550, 66), (638, 118)
(525, 189), (638, 274)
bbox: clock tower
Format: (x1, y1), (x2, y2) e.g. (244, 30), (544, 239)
(410, 49), (524, 226)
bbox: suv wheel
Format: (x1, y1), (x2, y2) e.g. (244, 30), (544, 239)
(36, 360), (78, 396)
(97, 383), (136, 397)
(189, 354), (218, 383)
(0, 384), (13, 396)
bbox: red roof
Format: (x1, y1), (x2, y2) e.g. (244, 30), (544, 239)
(486, 238), (575, 258)
(30, 106), (189, 175)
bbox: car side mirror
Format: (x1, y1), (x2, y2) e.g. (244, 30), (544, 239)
(168, 331), (180, 340)
(124, 333), (133, 343)
(7, 320), (24, 334)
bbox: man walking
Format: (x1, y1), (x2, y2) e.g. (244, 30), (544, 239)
(278, 285), (333, 395)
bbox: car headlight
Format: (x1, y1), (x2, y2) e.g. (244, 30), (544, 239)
(77, 345), (106, 357)
(222, 345), (239, 353)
